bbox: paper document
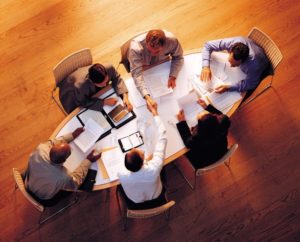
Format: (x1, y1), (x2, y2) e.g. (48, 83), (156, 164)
(101, 147), (126, 181)
(73, 119), (104, 153)
(197, 75), (225, 95)
(207, 91), (242, 113)
(125, 78), (146, 108)
(77, 109), (111, 133)
(177, 91), (204, 127)
(145, 75), (173, 98)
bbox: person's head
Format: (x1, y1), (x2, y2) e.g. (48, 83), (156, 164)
(124, 148), (145, 172)
(228, 42), (249, 67)
(88, 63), (109, 87)
(49, 142), (71, 164)
(145, 29), (166, 56)
(191, 111), (220, 138)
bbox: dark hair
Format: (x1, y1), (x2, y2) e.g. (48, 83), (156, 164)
(88, 63), (107, 83)
(146, 29), (166, 48)
(124, 150), (143, 172)
(196, 113), (220, 139)
(230, 42), (249, 62)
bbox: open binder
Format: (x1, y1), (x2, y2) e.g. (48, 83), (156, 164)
(76, 92), (136, 145)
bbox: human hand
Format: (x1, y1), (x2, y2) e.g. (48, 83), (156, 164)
(177, 109), (185, 122)
(200, 67), (212, 82)
(104, 97), (118, 106)
(197, 98), (208, 109)
(87, 150), (102, 163)
(168, 76), (176, 89)
(72, 127), (84, 139)
(215, 84), (231, 93)
(146, 102), (158, 116)
(145, 95), (157, 110)
(123, 95), (133, 112)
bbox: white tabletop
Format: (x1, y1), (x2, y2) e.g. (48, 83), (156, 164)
(54, 51), (246, 188)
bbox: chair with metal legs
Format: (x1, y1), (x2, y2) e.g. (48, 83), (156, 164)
(13, 168), (78, 225)
(52, 48), (93, 115)
(241, 27), (283, 107)
(175, 144), (238, 190)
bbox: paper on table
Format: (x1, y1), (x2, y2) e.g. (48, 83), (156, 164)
(207, 91), (242, 113)
(101, 147), (126, 181)
(73, 119), (104, 153)
(177, 91), (204, 127)
(77, 109), (111, 133)
(125, 78), (146, 108)
(144, 75), (173, 98)
(89, 161), (110, 185)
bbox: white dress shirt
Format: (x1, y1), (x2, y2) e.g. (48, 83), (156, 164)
(118, 116), (167, 203)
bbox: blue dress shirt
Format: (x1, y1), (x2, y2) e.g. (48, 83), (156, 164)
(202, 37), (269, 92)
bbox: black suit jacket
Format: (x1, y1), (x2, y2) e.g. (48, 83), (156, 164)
(176, 105), (230, 169)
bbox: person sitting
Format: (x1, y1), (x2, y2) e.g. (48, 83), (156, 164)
(127, 29), (184, 109)
(117, 103), (167, 209)
(25, 127), (101, 205)
(59, 63), (132, 113)
(176, 99), (231, 169)
(200, 36), (269, 97)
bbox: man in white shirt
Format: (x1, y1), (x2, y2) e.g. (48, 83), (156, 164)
(118, 103), (167, 208)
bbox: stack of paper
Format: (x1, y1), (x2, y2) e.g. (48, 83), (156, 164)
(144, 75), (173, 98)
(101, 147), (126, 181)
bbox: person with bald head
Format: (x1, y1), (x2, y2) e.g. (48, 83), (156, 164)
(117, 103), (167, 209)
(25, 127), (101, 204)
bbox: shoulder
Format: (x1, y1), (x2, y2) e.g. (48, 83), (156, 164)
(65, 65), (91, 88)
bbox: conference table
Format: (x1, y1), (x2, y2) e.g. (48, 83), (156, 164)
(50, 51), (246, 190)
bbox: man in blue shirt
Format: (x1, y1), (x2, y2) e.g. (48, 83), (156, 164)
(201, 37), (269, 93)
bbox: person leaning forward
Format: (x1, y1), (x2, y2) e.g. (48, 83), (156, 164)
(128, 29), (184, 109)
(25, 127), (101, 204)
(59, 63), (133, 113)
(200, 36), (269, 95)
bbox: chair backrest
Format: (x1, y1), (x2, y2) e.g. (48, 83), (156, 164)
(53, 48), (92, 86)
(248, 27), (283, 73)
(12, 168), (44, 212)
(196, 144), (239, 176)
(119, 31), (149, 73)
(127, 200), (175, 219)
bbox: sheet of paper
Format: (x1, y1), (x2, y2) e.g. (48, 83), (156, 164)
(177, 91), (204, 127)
(102, 147), (126, 181)
(89, 161), (110, 185)
(73, 119), (104, 153)
(77, 109), (111, 132)
(207, 91), (242, 113)
(144, 75), (173, 98)
(125, 78), (146, 108)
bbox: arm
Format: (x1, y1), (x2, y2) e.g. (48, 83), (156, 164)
(105, 64), (128, 95)
(202, 37), (241, 67)
(168, 37), (184, 79)
(205, 104), (223, 115)
(229, 64), (264, 92)
(146, 116), (167, 171)
(128, 43), (149, 97)
(176, 121), (194, 148)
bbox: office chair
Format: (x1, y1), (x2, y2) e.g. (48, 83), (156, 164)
(241, 27), (283, 107)
(52, 48), (93, 115)
(116, 185), (175, 231)
(13, 168), (79, 225)
(175, 144), (239, 190)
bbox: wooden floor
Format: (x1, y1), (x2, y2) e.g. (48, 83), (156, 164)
(1, 0), (300, 241)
